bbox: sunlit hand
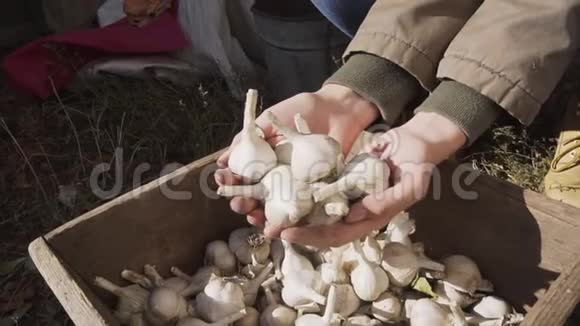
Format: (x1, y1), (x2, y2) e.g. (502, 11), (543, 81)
(214, 84), (379, 234)
(280, 112), (467, 248)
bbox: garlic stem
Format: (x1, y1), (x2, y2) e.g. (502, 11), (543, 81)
(323, 285), (337, 322)
(243, 90), (258, 131)
(144, 264), (165, 287)
(240, 262), (274, 305)
(294, 114), (312, 134)
(217, 184), (265, 200)
(171, 266), (193, 281)
(122, 269), (153, 289)
(175, 266), (221, 297)
(94, 276), (128, 297)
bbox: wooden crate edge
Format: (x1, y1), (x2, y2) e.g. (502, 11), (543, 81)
(28, 237), (111, 326)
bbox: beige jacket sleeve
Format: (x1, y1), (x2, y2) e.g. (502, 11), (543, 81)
(438, 0), (580, 124)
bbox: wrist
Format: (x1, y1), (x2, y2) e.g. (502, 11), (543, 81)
(317, 84), (380, 129)
(404, 112), (466, 162)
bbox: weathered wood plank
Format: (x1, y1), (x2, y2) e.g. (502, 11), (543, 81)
(28, 237), (119, 326)
(522, 258), (580, 326)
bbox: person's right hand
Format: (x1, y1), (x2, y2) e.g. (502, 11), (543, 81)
(214, 84), (379, 236)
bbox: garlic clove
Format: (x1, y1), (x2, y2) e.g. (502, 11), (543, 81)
(280, 240), (314, 277)
(371, 291), (402, 323)
(228, 227), (271, 265)
(233, 306), (259, 326)
(228, 89), (277, 183)
(144, 287), (191, 325)
(94, 276), (149, 325)
(195, 274), (246, 323)
(204, 240), (237, 276)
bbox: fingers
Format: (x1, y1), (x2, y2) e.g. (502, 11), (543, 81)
(214, 168), (242, 186)
(280, 213), (391, 248)
(230, 196), (259, 215)
(247, 209), (266, 227)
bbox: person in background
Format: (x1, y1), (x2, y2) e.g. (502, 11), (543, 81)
(217, 0), (580, 248)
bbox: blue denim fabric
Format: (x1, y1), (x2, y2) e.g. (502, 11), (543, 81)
(310, 0), (375, 38)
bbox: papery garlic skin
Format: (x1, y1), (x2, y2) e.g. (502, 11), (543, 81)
(442, 255), (484, 294)
(334, 284), (361, 318)
(280, 240), (314, 277)
(471, 296), (513, 319)
(204, 240), (237, 276)
(228, 228), (271, 265)
(371, 291), (402, 323)
(228, 89), (277, 182)
(409, 299), (455, 326)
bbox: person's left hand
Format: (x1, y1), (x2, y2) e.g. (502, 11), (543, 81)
(280, 112), (467, 248)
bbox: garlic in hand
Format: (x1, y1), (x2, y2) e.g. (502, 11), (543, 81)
(295, 285), (340, 326)
(274, 114), (313, 165)
(94, 276), (149, 324)
(195, 274), (246, 323)
(177, 309), (247, 326)
(305, 183), (349, 226)
(260, 284), (298, 326)
(228, 89), (277, 182)
(376, 212), (415, 248)
(371, 291), (402, 323)
(267, 112), (343, 183)
(218, 165), (314, 227)
(171, 266), (222, 297)
(204, 240), (237, 276)
(381, 242), (445, 287)
(350, 240), (390, 301)
(228, 227), (271, 265)
(314, 153), (390, 202)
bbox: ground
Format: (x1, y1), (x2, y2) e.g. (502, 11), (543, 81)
(0, 69), (578, 324)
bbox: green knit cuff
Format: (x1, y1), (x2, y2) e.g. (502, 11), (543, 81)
(325, 53), (420, 125)
(415, 80), (501, 145)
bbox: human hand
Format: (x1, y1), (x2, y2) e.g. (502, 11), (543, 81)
(280, 111), (467, 248)
(214, 84), (379, 233)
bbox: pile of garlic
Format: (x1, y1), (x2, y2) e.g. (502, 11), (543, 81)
(95, 220), (524, 326)
(93, 89), (526, 325)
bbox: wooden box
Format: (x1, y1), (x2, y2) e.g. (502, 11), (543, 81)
(29, 150), (580, 325)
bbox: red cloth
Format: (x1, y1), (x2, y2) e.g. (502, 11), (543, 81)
(2, 6), (188, 98)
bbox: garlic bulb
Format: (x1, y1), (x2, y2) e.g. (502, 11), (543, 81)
(240, 253), (268, 279)
(313, 153), (390, 202)
(144, 287), (192, 325)
(218, 166), (314, 227)
(236, 262), (274, 306)
(267, 112), (343, 183)
(260, 285), (298, 326)
(228, 227), (271, 265)
(471, 296), (513, 319)
(281, 271), (327, 307)
(143, 264), (190, 293)
(344, 314), (382, 326)
(409, 299), (466, 326)
(371, 291), (402, 323)
(295, 285), (340, 326)
(381, 242), (445, 287)
(177, 309), (247, 326)
(442, 255), (490, 294)
(362, 234), (382, 264)
(281, 240), (314, 277)
(228, 89), (277, 182)
(377, 212), (415, 248)
(350, 240), (389, 301)
(195, 274), (245, 322)
(204, 240), (237, 276)
(334, 283), (360, 318)
(172, 266), (221, 297)
(94, 277), (149, 324)
(274, 114), (313, 165)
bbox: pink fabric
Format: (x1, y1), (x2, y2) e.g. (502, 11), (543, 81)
(2, 4), (188, 98)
